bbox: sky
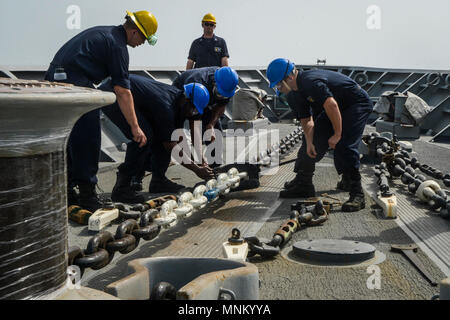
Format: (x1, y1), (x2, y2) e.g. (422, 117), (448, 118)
(0, 0), (449, 70)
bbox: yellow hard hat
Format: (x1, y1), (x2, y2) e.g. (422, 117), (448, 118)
(202, 13), (216, 24)
(126, 10), (158, 45)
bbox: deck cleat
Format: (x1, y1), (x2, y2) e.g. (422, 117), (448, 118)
(222, 228), (249, 261)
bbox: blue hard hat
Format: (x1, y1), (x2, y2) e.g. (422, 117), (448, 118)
(184, 82), (210, 115)
(214, 67), (239, 98)
(266, 58), (295, 88)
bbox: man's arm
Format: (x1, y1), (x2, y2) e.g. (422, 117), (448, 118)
(322, 97), (342, 149)
(301, 116), (314, 146)
(300, 116), (317, 158)
(186, 59), (195, 70)
(221, 56), (229, 67)
(113, 85), (147, 147)
(187, 41), (197, 70)
(189, 119), (207, 165)
(221, 39), (230, 67)
(207, 103), (226, 130)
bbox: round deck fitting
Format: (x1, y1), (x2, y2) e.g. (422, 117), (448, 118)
(292, 239), (376, 264)
(0, 77), (115, 299)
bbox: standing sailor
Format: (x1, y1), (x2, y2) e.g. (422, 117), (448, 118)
(45, 10), (158, 211)
(186, 13), (230, 70)
(266, 58), (373, 211)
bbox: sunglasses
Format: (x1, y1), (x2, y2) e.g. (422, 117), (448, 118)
(203, 22), (216, 27)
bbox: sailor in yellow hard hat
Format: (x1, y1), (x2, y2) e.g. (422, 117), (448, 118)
(125, 10), (158, 46)
(44, 10), (158, 211)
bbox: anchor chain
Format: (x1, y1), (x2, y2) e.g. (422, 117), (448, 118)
(245, 200), (330, 259)
(364, 132), (449, 219)
(68, 167), (251, 275)
(69, 214), (161, 276)
(68, 126), (305, 275)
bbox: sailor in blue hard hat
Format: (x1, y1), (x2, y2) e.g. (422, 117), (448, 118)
(99, 75), (215, 200)
(173, 66), (239, 134)
(183, 82), (211, 115)
(267, 58), (373, 212)
(126, 66), (239, 193)
(174, 66), (238, 166)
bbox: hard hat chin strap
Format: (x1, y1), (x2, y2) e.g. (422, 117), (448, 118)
(282, 80), (292, 92)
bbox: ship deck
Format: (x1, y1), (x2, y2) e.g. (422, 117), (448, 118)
(67, 122), (450, 300)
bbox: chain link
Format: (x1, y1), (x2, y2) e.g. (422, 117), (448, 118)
(71, 213), (162, 275)
(246, 200), (329, 258)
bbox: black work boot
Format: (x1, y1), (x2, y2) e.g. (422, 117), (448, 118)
(284, 174), (302, 189)
(149, 177), (186, 194)
(280, 172), (315, 198)
(336, 174), (352, 192)
(130, 173), (144, 192)
(342, 172), (365, 212)
(112, 172), (145, 204)
(77, 183), (103, 212)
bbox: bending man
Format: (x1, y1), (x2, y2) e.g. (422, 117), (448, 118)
(99, 74), (215, 202)
(266, 58), (373, 212)
(45, 10), (158, 211)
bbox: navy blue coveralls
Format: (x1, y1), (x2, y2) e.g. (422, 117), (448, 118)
(99, 74), (185, 181)
(188, 35), (229, 69)
(44, 25), (130, 187)
(291, 69), (373, 177)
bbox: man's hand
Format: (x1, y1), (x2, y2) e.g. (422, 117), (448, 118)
(202, 155), (210, 167)
(328, 134), (341, 149)
(206, 124), (216, 142)
(195, 165), (215, 180)
(307, 143), (317, 159)
(131, 125), (147, 147)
